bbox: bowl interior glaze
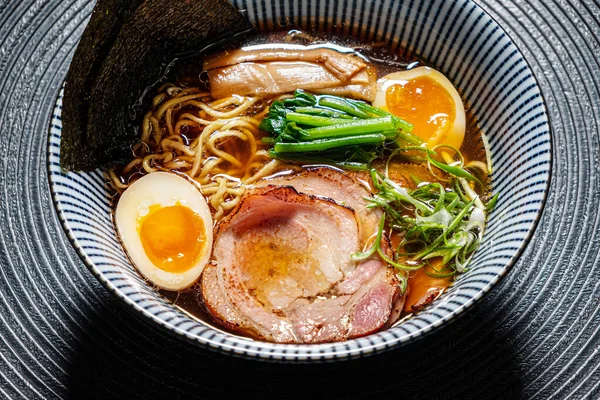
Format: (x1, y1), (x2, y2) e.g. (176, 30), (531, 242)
(48, 0), (551, 361)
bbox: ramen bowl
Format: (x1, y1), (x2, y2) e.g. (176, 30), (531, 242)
(48, 0), (551, 361)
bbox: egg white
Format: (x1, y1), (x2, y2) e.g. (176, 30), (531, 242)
(115, 172), (213, 291)
(372, 66), (466, 150)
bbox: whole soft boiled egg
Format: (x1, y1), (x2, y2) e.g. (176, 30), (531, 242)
(115, 172), (213, 291)
(373, 66), (466, 150)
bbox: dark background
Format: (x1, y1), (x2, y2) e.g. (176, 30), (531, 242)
(1, 0), (599, 398)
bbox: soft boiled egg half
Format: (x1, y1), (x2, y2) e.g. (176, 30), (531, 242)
(373, 66), (466, 150)
(115, 172), (213, 291)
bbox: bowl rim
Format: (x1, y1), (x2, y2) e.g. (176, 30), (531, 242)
(47, 0), (553, 362)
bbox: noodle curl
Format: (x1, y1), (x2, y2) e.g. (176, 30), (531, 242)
(110, 84), (279, 219)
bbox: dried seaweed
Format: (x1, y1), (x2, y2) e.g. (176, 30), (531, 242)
(61, 0), (253, 171)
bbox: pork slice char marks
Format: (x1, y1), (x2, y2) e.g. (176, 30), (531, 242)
(201, 169), (405, 343)
(251, 167), (381, 244)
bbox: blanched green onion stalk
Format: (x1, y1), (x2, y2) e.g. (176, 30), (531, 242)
(273, 134), (387, 153)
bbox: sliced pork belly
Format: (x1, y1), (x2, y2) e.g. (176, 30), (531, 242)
(204, 45), (376, 101)
(208, 62), (376, 101)
(201, 169), (405, 343)
(203, 47), (367, 81)
(251, 167), (380, 243)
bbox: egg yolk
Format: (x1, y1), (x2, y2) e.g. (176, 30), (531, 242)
(139, 204), (207, 273)
(385, 75), (456, 147)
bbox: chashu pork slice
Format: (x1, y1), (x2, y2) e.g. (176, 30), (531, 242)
(251, 167), (380, 243)
(201, 170), (405, 343)
(208, 62), (376, 101)
(203, 47), (368, 82)
(204, 44), (376, 101)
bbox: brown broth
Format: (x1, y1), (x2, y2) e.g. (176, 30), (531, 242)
(118, 29), (491, 337)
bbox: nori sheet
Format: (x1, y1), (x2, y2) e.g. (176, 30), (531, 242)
(61, 0), (145, 171)
(61, 0), (253, 171)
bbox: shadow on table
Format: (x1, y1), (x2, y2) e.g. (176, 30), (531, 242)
(66, 296), (523, 400)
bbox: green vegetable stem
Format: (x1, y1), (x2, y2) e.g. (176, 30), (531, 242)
(258, 90), (421, 166)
